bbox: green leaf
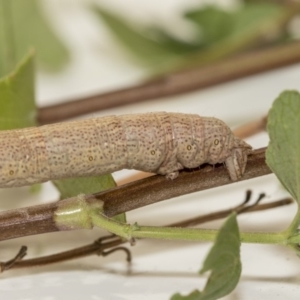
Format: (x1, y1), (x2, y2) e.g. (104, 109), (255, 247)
(146, 27), (202, 55)
(0, 0), (69, 76)
(53, 174), (116, 199)
(112, 211), (127, 224)
(0, 49), (36, 129)
(53, 174), (125, 223)
(93, 3), (298, 74)
(185, 6), (234, 45)
(93, 6), (184, 64)
(186, 3), (285, 45)
(0, 49), (42, 191)
(266, 91), (300, 202)
(229, 3), (283, 37)
(171, 213), (241, 300)
(0, 1), (16, 75)
(178, 3), (291, 69)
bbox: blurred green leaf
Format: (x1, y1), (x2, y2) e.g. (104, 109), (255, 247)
(178, 2), (293, 69)
(93, 7), (191, 66)
(0, 49), (36, 130)
(0, 49), (42, 192)
(53, 174), (125, 223)
(93, 2), (298, 74)
(112, 211), (127, 223)
(228, 3), (283, 40)
(146, 27), (202, 54)
(0, 0), (69, 76)
(0, 1), (16, 75)
(185, 6), (234, 45)
(53, 174), (116, 199)
(266, 91), (300, 202)
(29, 183), (43, 194)
(171, 213), (241, 300)
(185, 3), (283, 43)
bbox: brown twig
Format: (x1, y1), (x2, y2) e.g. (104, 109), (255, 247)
(0, 246), (27, 272)
(169, 196), (293, 227)
(37, 41), (300, 124)
(100, 147), (270, 217)
(0, 148), (270, 241)
(6, 235), (130, 270)
(234, 115), (268, 139)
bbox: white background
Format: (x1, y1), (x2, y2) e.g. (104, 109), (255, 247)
(0, 0), (300, 299)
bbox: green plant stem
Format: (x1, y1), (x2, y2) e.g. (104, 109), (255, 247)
(131, 226), (287, 244)
(283, 208), (300, 244)
(240, 231), (287, 244)
(90, 211), (288, 245)
(287, 208), (300, 233)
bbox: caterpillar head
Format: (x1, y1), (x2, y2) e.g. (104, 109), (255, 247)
(225, 137), (252, 181)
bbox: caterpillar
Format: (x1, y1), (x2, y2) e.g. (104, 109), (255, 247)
(0, 112), (252, 188)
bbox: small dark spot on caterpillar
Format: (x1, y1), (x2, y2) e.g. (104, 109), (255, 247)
(9, 170), (14, 175)
(214, 139), (219, 145)
(88, 156), (93, 161)
(187, 145), (192, 151)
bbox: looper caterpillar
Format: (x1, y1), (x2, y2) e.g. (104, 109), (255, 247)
(0, 112), (252, 188)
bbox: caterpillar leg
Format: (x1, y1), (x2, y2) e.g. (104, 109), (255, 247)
(165, 171), (179, 180)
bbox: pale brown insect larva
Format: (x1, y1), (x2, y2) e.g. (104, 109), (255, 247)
(0, 112), (252, 188)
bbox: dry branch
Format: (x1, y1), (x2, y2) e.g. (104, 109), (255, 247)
(38, 42), (300, 124)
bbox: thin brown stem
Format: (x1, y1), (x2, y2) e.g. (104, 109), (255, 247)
(233, 115), (268, 139)
(0, 246), (27, 272)
(100, 147), (270, 217)
(37, 42), (300, 124)
(169, 197), (293, 228)
(5, 236), (127, 270)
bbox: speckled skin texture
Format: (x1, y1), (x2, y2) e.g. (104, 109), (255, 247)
(0, 112), (252, 187)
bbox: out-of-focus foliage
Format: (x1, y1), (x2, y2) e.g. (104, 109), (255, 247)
(93, 2), (298, 73)
(94, 8), (201, 67)
(1, 1), (297, 77)
(53, 175), (116, 199)
(185, 4), (289, 47)
(0, 50), (36, 130)
(0, 0), (69, 77)
(0, 50), (40, 192)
